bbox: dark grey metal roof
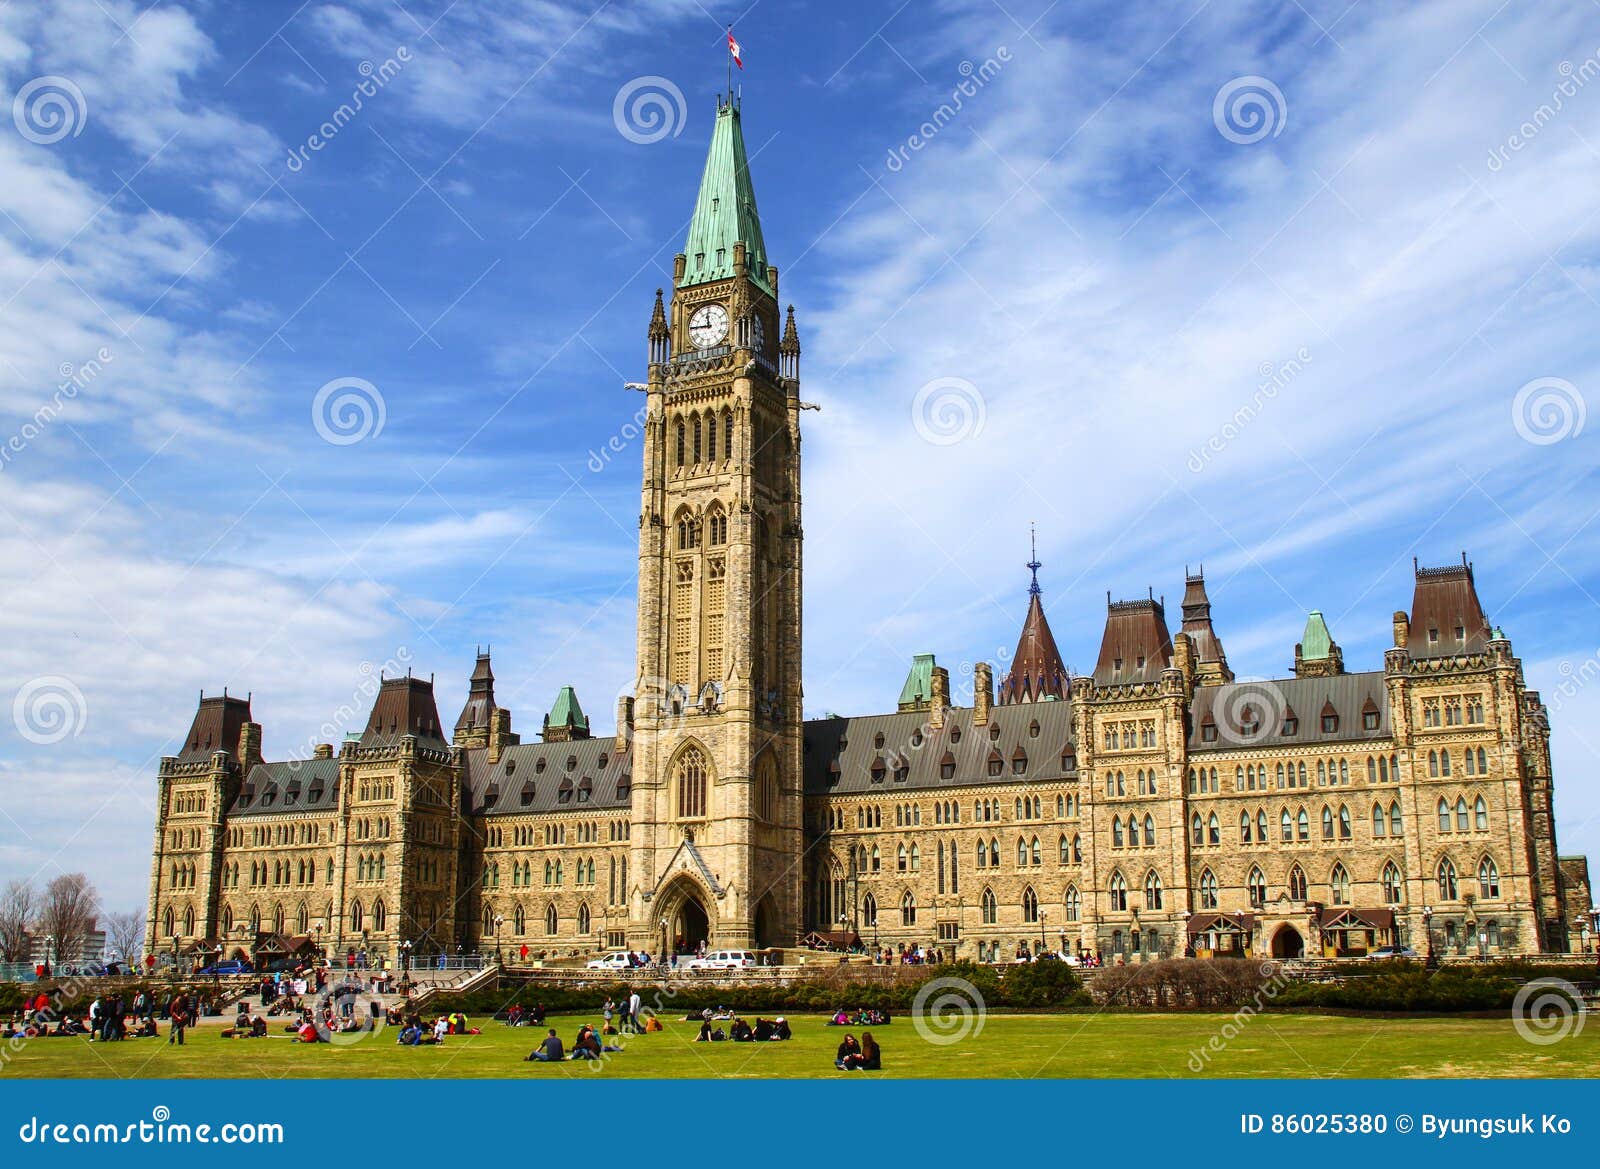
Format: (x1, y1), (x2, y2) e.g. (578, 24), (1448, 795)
(1186, 671), (1390, 752)
(802, 702), (1077, 796)
(229, 758), (341, 817)
(465, 738), (633, 815)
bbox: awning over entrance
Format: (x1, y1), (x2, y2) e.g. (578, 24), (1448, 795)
(803, 929), (860, 951)
(1186, 912), (1257, 935)
(253, 932), (317, 957)
(1313, 907), (1395, 930)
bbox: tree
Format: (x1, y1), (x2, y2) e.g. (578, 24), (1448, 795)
(105, 910), (144, 967)
(35, 873), (99, 966)
(0, 878), (36, 962)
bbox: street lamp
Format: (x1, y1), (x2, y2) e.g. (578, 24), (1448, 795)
(1589, 906), (1598, 965)
(43, 934), (54, 977)
(1422, 905), (1436, 968)
(1038, 910), (1047, 956)
(494, 915), (504, 964)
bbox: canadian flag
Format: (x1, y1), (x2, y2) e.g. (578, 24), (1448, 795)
(728, 28), (743, 70)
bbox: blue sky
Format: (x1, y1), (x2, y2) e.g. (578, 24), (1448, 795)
(2, 0), (1598, 909)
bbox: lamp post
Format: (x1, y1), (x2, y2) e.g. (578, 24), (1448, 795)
(1038, 909), (1048, 956)
(1181, 910), (1192, 958)
(494, 915), (504, 965)
(657, 916), (669, 972)
(1422, 905), (1436, 968)
(212, 944), (222, 987)
(43, 934), (54, 978)
(1589, 905), (1598, 965)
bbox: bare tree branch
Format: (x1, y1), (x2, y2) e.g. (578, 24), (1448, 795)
(105, 909), (145, 966)
(0, 878), (36, 963)
(35, 873), (99, 965)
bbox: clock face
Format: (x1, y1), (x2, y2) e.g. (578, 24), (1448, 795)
(750, 314), (766, 354)
(687, 303), (729, 349)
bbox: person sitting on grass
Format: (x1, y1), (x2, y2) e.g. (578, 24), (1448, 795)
(432, 1017), (449, 1044)
(772, 1017), (792, 1041)
(571, 1024), (604, 1059)
(397, 1022), (423, 1046)
(840, 1031), (881, 1070)
(834, 1033), (859, 1068)
(525, 1028), (563, 1062)
(730, 1017), (753, 1042)
(506, 1004), (524, 1027)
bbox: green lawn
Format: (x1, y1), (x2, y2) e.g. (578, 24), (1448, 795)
(5, 1011), (1596, 1078)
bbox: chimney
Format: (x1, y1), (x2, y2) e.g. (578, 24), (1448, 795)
(488, 708), (515, 765)
(237, 721), (263, 769)
(312, 743), (333, 760)
(616, 696), (634, 752)
(1172, 631), (1194, 687)
(929, 666), (950, 730)
(973, 663), (993, 725)
(1392, 611), (1410, 650)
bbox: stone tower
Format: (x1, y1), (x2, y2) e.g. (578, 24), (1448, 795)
(628, 98), (804, 953)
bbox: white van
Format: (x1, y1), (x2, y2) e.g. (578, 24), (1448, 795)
(585, 951), (634, 970)
(687, 950), (757, 970)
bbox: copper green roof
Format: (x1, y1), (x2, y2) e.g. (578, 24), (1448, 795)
(548, 686), (588, 732)
(680, 101), (771, 296)
(1300, 611), (1334, 660)
(898, 653), (936, 706)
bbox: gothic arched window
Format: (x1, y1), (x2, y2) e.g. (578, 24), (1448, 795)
(675, 746), (708, 819)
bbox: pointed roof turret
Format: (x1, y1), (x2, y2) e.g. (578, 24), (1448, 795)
(1179, 566), (1232, 685)
(1293, 611), (1345, 677)
(455, 648), (497, 735)
(1000, 532), (1068, 704)
(679, 100), (771, 295)
(1408, 553), (1492, 658)
(542, 686), (590, 743)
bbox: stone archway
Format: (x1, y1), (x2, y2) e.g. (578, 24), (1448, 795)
(656, 876), (714, 957)
(1270, 924), (1305, 959)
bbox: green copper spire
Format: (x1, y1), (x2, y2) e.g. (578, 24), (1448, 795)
(898, 653), (935, 708)
(680, 100), (771, 296)
(548, 686), (588, 733)
(1300, 611), (1334, 660)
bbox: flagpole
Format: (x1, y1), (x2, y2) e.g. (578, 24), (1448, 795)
(726, 25), (732, 107)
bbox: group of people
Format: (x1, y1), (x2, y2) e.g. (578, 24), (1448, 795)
(695, 1015), (791, 1042)
(833, 1032), (883, 1071)
(395, 1011), (476, 1046)
(523, 1022), (625, 1062)
(827, 1007), (891, 1026)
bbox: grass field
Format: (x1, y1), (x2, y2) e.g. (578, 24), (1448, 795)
(4, 1011), (1596, 1078)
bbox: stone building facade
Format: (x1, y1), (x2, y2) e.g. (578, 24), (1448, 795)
(144, 101), (1594, 967)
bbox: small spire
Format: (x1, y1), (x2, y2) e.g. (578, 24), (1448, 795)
(1026, 523), (1041, 597)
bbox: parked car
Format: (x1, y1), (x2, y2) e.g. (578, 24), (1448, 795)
(687, 950), (757, 970)
(1367, 945), (1419, 960)
(585, 952), (634, 971)
(198, 958), (254, 975)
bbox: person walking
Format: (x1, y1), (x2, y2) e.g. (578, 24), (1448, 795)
(627, 989), (642, 1034)
(167, 992), (190, 1046)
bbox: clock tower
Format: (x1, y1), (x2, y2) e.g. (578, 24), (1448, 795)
(628, 97), (805, 953)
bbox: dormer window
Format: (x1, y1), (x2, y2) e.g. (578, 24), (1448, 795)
(989, 723), (1000, 742)
(1201, 716), (1218, 744)
(1113, 658), (1123, 673)
(1028, 720), (1040, 738)
(874, 732), (885, 749)
(940, 751), (956, 780)
(1428, 628), (1439, 644)
(505, 757), (516, 775)
(950, 727), (961, 743)
(1453, 625), (1464, 641)
(987, 751), (1003, 778)
(1322, 711), (1339, 733)
(870, 758), (887, 784)
(535, 758), (547, 774)
(1136, 656), (1145, 670)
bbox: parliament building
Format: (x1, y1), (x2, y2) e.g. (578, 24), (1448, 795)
(145, 100), (1593, 967)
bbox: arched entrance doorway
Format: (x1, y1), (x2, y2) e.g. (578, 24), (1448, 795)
(754, 894), (782, 949)
(1270, 925), (1304, 959)
(657, 877), (712, 957)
